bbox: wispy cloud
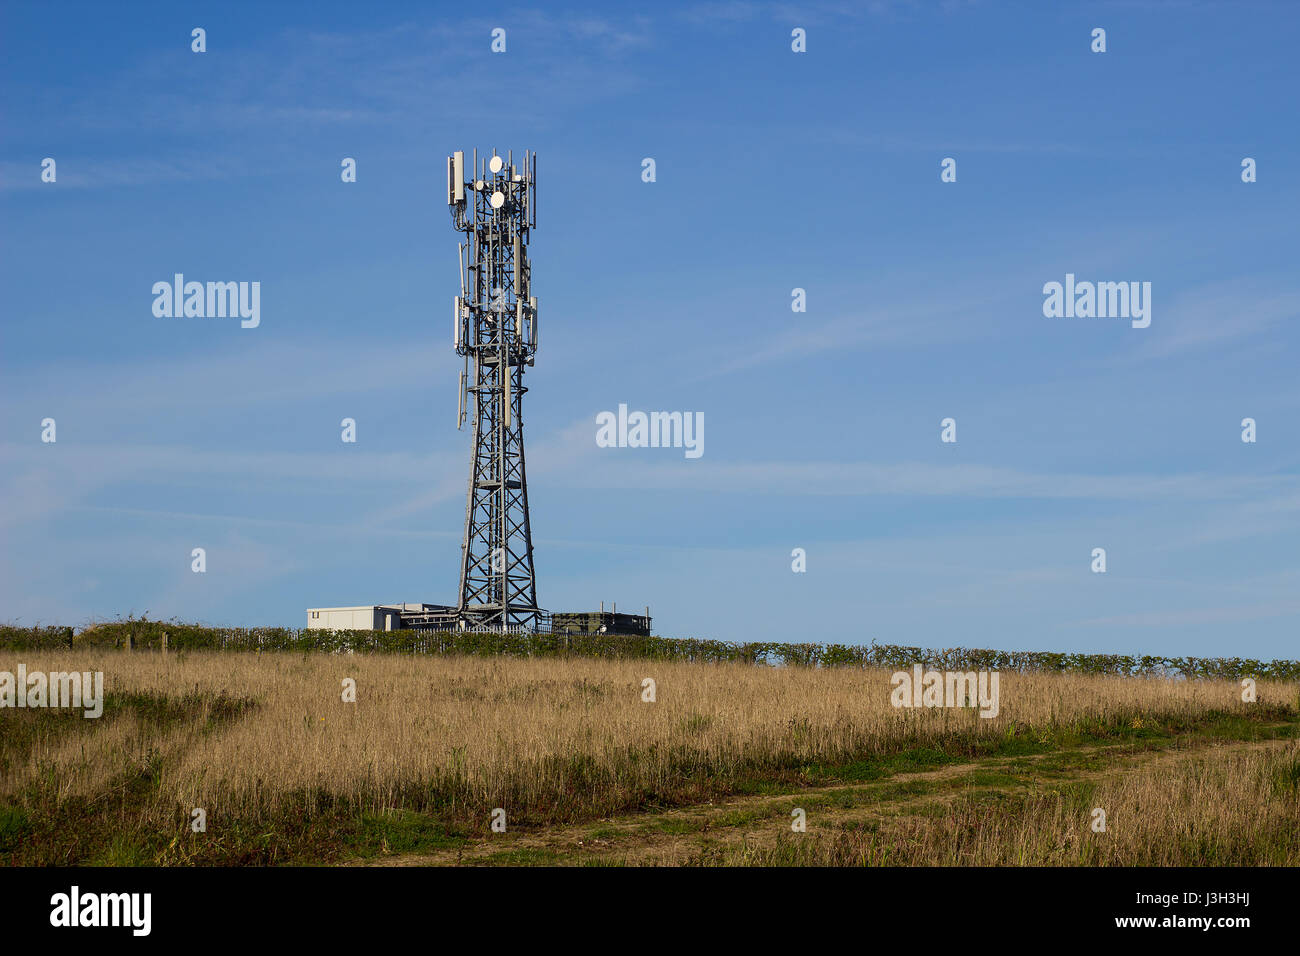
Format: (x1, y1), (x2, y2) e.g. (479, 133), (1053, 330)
(557, 452), (1292, 502)
(678, 1), (910, 26)
(7, 13), (657, 150)
(692, 279), (1014, 379)
(1114, 278), (1300, 363)
(0, 155), (258, 192)
(1072, 601), (1300, 630)
(0, 339), (454, 417)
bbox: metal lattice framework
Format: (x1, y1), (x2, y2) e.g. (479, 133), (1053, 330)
(447, 148), (540, 630)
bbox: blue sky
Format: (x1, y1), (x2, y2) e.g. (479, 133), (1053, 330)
(2, 1), (1298, 658)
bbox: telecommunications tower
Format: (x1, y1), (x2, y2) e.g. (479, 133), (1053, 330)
(447, 148), (541, 631)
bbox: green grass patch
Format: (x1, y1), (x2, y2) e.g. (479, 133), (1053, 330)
(89, 833), (154, 867)
(960, 770), (1027, 789)
(354, 810), (468, 857)
(0, 804), (33, 854)
(712, 808), (766, 828)
(640, 817), (702, 835)
(482, 847), (563, 866)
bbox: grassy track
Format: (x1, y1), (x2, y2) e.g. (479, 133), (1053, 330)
(343, 716), (1300, 866)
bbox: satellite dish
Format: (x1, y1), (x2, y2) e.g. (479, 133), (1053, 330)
(490, 191), (505, 209)
(488, 155), (504, 174)
(475, 179), (485, 191)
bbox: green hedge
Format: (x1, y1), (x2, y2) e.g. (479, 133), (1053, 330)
(0, 626), (75, 651)
(1, 621), (1297, 681)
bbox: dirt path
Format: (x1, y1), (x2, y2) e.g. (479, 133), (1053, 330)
(340, 732), (1296, 867)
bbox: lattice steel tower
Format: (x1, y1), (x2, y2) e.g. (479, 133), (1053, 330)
(446, 148), (541, 630)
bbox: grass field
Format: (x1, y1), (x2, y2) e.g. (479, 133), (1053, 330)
(2, 649), (1297, 866)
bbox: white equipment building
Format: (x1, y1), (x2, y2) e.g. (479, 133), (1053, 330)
(305, 604), (454, 631)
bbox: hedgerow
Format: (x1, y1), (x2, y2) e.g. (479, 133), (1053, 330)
(1, 619), (1296, 680)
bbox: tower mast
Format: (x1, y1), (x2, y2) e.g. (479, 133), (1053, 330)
(447, 149), (541, 631)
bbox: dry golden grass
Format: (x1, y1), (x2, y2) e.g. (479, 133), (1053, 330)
(4, 649), (1294, 843)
